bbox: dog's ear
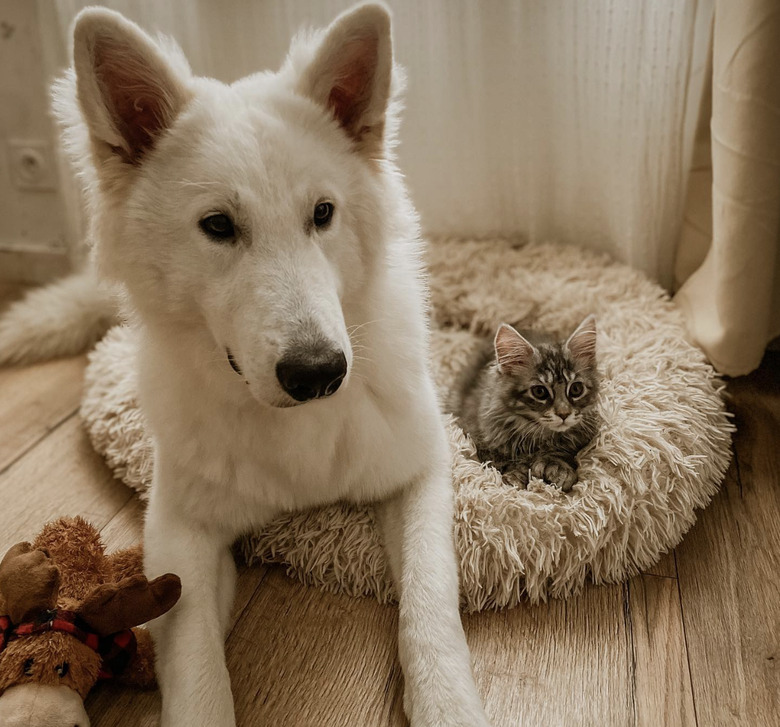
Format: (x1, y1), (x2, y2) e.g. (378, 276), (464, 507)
(295, 4), (393, 156)
(71, 8), (190, 165)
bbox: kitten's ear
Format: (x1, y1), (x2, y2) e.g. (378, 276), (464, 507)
(295, 4), (393, 156)
(72, 8), (190, 164)
(566, 315), (597, 367)
(494, 324), (536, 375)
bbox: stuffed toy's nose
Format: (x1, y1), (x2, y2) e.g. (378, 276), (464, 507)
(0, 683), (90, 727)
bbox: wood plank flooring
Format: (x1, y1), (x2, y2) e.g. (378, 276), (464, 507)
(0, 291), (776, 726)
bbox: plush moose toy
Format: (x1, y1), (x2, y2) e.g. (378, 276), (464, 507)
(0, 517), (181, 727)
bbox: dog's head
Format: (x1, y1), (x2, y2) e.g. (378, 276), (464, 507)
(56, 4), (405, 408)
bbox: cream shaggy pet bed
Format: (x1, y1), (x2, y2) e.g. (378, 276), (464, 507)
(80, 238), (734, 610)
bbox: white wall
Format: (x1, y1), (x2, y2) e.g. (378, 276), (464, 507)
(0, 0), (72, 282)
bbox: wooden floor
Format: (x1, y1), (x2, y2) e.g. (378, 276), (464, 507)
(0, 282), (777, 727)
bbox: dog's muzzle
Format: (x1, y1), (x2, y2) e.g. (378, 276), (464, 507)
(275, 346), (347, 402)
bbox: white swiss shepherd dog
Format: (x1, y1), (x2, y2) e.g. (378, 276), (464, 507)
(7, 4), (492, 726)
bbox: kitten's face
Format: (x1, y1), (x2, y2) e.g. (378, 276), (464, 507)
(493, 316), (599, 433)
(504, 344), (598, 431)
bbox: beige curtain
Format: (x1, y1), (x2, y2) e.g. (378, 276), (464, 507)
(675, 0), (780, 376)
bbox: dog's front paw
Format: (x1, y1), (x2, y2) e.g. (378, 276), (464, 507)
(403, 688), (491, 727)
(530, 457), (578, 492)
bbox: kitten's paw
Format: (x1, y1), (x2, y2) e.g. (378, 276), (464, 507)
(530, 458), (578, 492)
(502, 467), (529, 489)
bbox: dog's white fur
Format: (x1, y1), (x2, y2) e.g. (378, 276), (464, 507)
(36, 5), (490, 726)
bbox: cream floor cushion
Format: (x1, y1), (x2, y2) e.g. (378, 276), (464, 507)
(81, 238), (733, 610)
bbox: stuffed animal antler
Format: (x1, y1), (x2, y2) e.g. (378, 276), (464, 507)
(0, 517), (180, 727)
(0, 543), (61, 624)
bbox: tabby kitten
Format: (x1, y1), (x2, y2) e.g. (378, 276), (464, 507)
(450, 316), (600, 491)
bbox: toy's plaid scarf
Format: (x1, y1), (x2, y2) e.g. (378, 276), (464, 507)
(0, 610), (136, 679)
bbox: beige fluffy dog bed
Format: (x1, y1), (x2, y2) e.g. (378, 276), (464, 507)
(80, 238), (733, 610)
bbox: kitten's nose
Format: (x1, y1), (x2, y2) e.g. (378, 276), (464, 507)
(557, 411), (571, 421)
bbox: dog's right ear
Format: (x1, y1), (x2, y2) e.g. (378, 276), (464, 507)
(72, 8), (190, 165)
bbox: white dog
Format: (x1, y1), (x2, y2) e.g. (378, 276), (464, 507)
(0, 4), (493, 727)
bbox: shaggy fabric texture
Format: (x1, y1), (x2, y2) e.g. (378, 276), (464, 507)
(80, 238), (734, 610)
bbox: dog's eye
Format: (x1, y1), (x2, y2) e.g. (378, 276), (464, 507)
(568, 381), (585, 399)
(55, 662), (70, 678)
(313, 202), (334, 229)
(23, 658), (34, 676)
(530, 385), (549, 400)
(199, 213), (235, 241)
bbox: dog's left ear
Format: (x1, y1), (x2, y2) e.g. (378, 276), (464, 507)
(296, 3), (393, 156)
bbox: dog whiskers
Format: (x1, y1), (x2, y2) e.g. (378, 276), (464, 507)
(347, 318), (384, 336)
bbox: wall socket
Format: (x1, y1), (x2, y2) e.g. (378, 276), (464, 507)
(6, 139), (58, 191)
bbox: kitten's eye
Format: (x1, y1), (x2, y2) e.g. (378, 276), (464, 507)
(530, 385), (549, 400)
(313, 201), (334, 229)
(55, 662), (70, 678)
(568, 381), (585, 399)
(23, 658), (34, 676)
(199, 213), (235, 241)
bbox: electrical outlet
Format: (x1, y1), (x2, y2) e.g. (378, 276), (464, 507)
(7, 139), (58, 191)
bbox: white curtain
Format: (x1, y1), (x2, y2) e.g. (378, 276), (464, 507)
(674, 0), (780, 376)
(46, 0), (712, 290)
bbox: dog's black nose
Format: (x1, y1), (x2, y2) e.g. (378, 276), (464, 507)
(276, 348), (347, 402)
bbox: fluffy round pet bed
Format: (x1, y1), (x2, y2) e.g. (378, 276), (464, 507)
(80, 238), (733, 610)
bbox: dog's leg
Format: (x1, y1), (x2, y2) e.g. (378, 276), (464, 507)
(377, 447), (490, 727)
(144, 485), (238, 727)
(217, 546), (238, 638)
